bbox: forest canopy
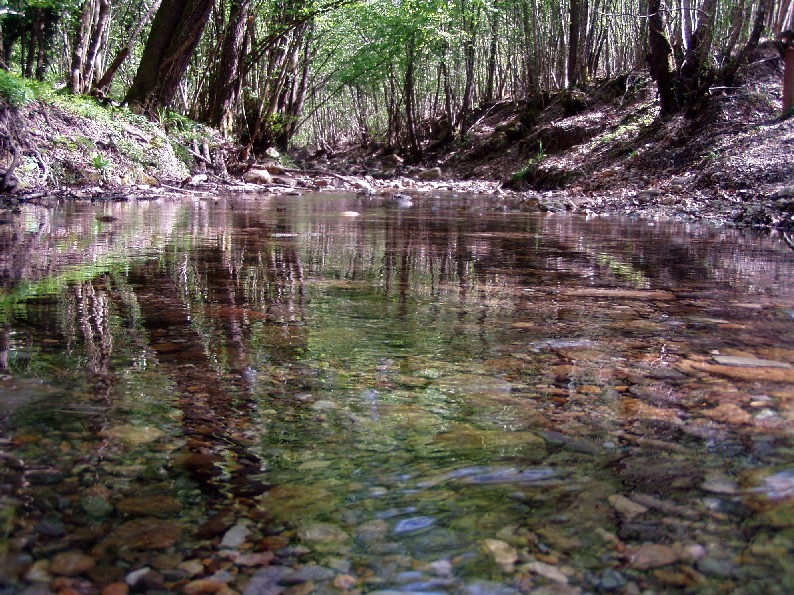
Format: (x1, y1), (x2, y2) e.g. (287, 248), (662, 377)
(0, 0), (792, 158)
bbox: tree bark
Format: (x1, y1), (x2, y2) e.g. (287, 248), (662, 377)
(784, 45), (794, 116)
(124, 0), (215, 112)
(68, 0), (97, 93)
(458, 0), (479, 136)
(403, 38), (421, 161)
(483, 8), (499, 103)
(567, 0), (582, 87)
(721, 0), (772, 86)
(82, 0), (111, 91)
(93, 0), (162, 96)
(205, 0), (251, 134)
(682, 0), (693, 51)
(647, 0), (679, 114)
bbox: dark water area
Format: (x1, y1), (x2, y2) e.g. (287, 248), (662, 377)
(1, 193), (793, 594)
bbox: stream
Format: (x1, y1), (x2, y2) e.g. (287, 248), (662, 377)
(1, 192), (793, 594)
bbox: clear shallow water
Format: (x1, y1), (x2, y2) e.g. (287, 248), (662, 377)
(1, 193), (793, 594)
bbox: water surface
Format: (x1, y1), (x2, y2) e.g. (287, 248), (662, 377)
(1, 193), (793, 593)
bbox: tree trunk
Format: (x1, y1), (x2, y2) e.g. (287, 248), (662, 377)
(278, 23), (313, 146)
(775, 0), (793, 33)
(567, 0), (582, 87)
(483, 8), (499, 103)
(34, 8), (58, 80)
(682, 0), (693, 51)
(647, 0), (679, 114)
(205, 0), (251, 134)
(69, 0), (96, 93)
(458, 1), (479, 137)
(784, 45), (794, 116)
(124, 0), (215, 112)
(82, 0), (111, 91)
(721, 0), (772, 86)
(403, 39), (421, 161)
(93, 0), (162, 96)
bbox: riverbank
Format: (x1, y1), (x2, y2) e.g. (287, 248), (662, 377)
(1, 41), (792, 230)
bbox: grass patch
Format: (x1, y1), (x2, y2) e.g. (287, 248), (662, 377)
(0, 71), (57, 107)
(510, 141), (546, 183)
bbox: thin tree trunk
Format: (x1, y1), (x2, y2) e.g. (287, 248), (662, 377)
(721, 0), (772, 86)
(647, 0), (679, 114)
(568, 0), (582, 87)
(206, 0), (251, 133)
(69, 0), (96, 93)
(403, 38), (421, 161)
(458, 5), (478, 136)
(682, 0), (693, 51)
(93, 0), (162, 96)
(82, 0), (111, 91)
(484, 8), (499, 103)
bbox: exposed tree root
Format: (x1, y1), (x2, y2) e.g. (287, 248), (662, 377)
(0, 139), (19, 192)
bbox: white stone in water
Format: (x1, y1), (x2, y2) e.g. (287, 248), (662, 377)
(712, 355), (792, 369)
(482, 538), (518, 571)
(103, 424), (165, 445)
(311, 400), (337, 411)
(523, 561), (569, 583)
(701, 472), (739, 495)
(220, 520), (251, 548)
(759, 469), (794, 499)
(126, 567), (153, 586)
(608, 494), (648, 520)
(298, 522), (349, 544)
(428, 559), (453, 577)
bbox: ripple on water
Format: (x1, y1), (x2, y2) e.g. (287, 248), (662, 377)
(419, 465), (560, 488)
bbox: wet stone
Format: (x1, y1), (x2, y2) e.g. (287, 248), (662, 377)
(24, 559), (51, 583)
(117, 495), (182, 517)
(197, 514), (234, 539)
(183, 579), (228, 594)
(101, 424), (166, 445)
(696, 556), (738, 578)
(461, 581), (520, 595)
(101, 582), (130, 595)
(49, 551), (97, 576)
(627, 544), (680, 569)
(608, 494), (648, 520)
(35, 517), (67, 537)
(298, 523), (349, 545)
(220, 520), (251, 548)
(482, 539), (518, 571)
(282, 565), (335, 583)
(105, 518), (183, 550)
(593, 568), (627, 590)
(712, 355), (792, 368)
(0, 551), (33, 579)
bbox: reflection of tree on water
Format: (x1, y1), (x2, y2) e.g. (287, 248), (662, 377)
(60, 279), (115, 397)
(123, 230), (310, 502)
(0, 325), (9, 371)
